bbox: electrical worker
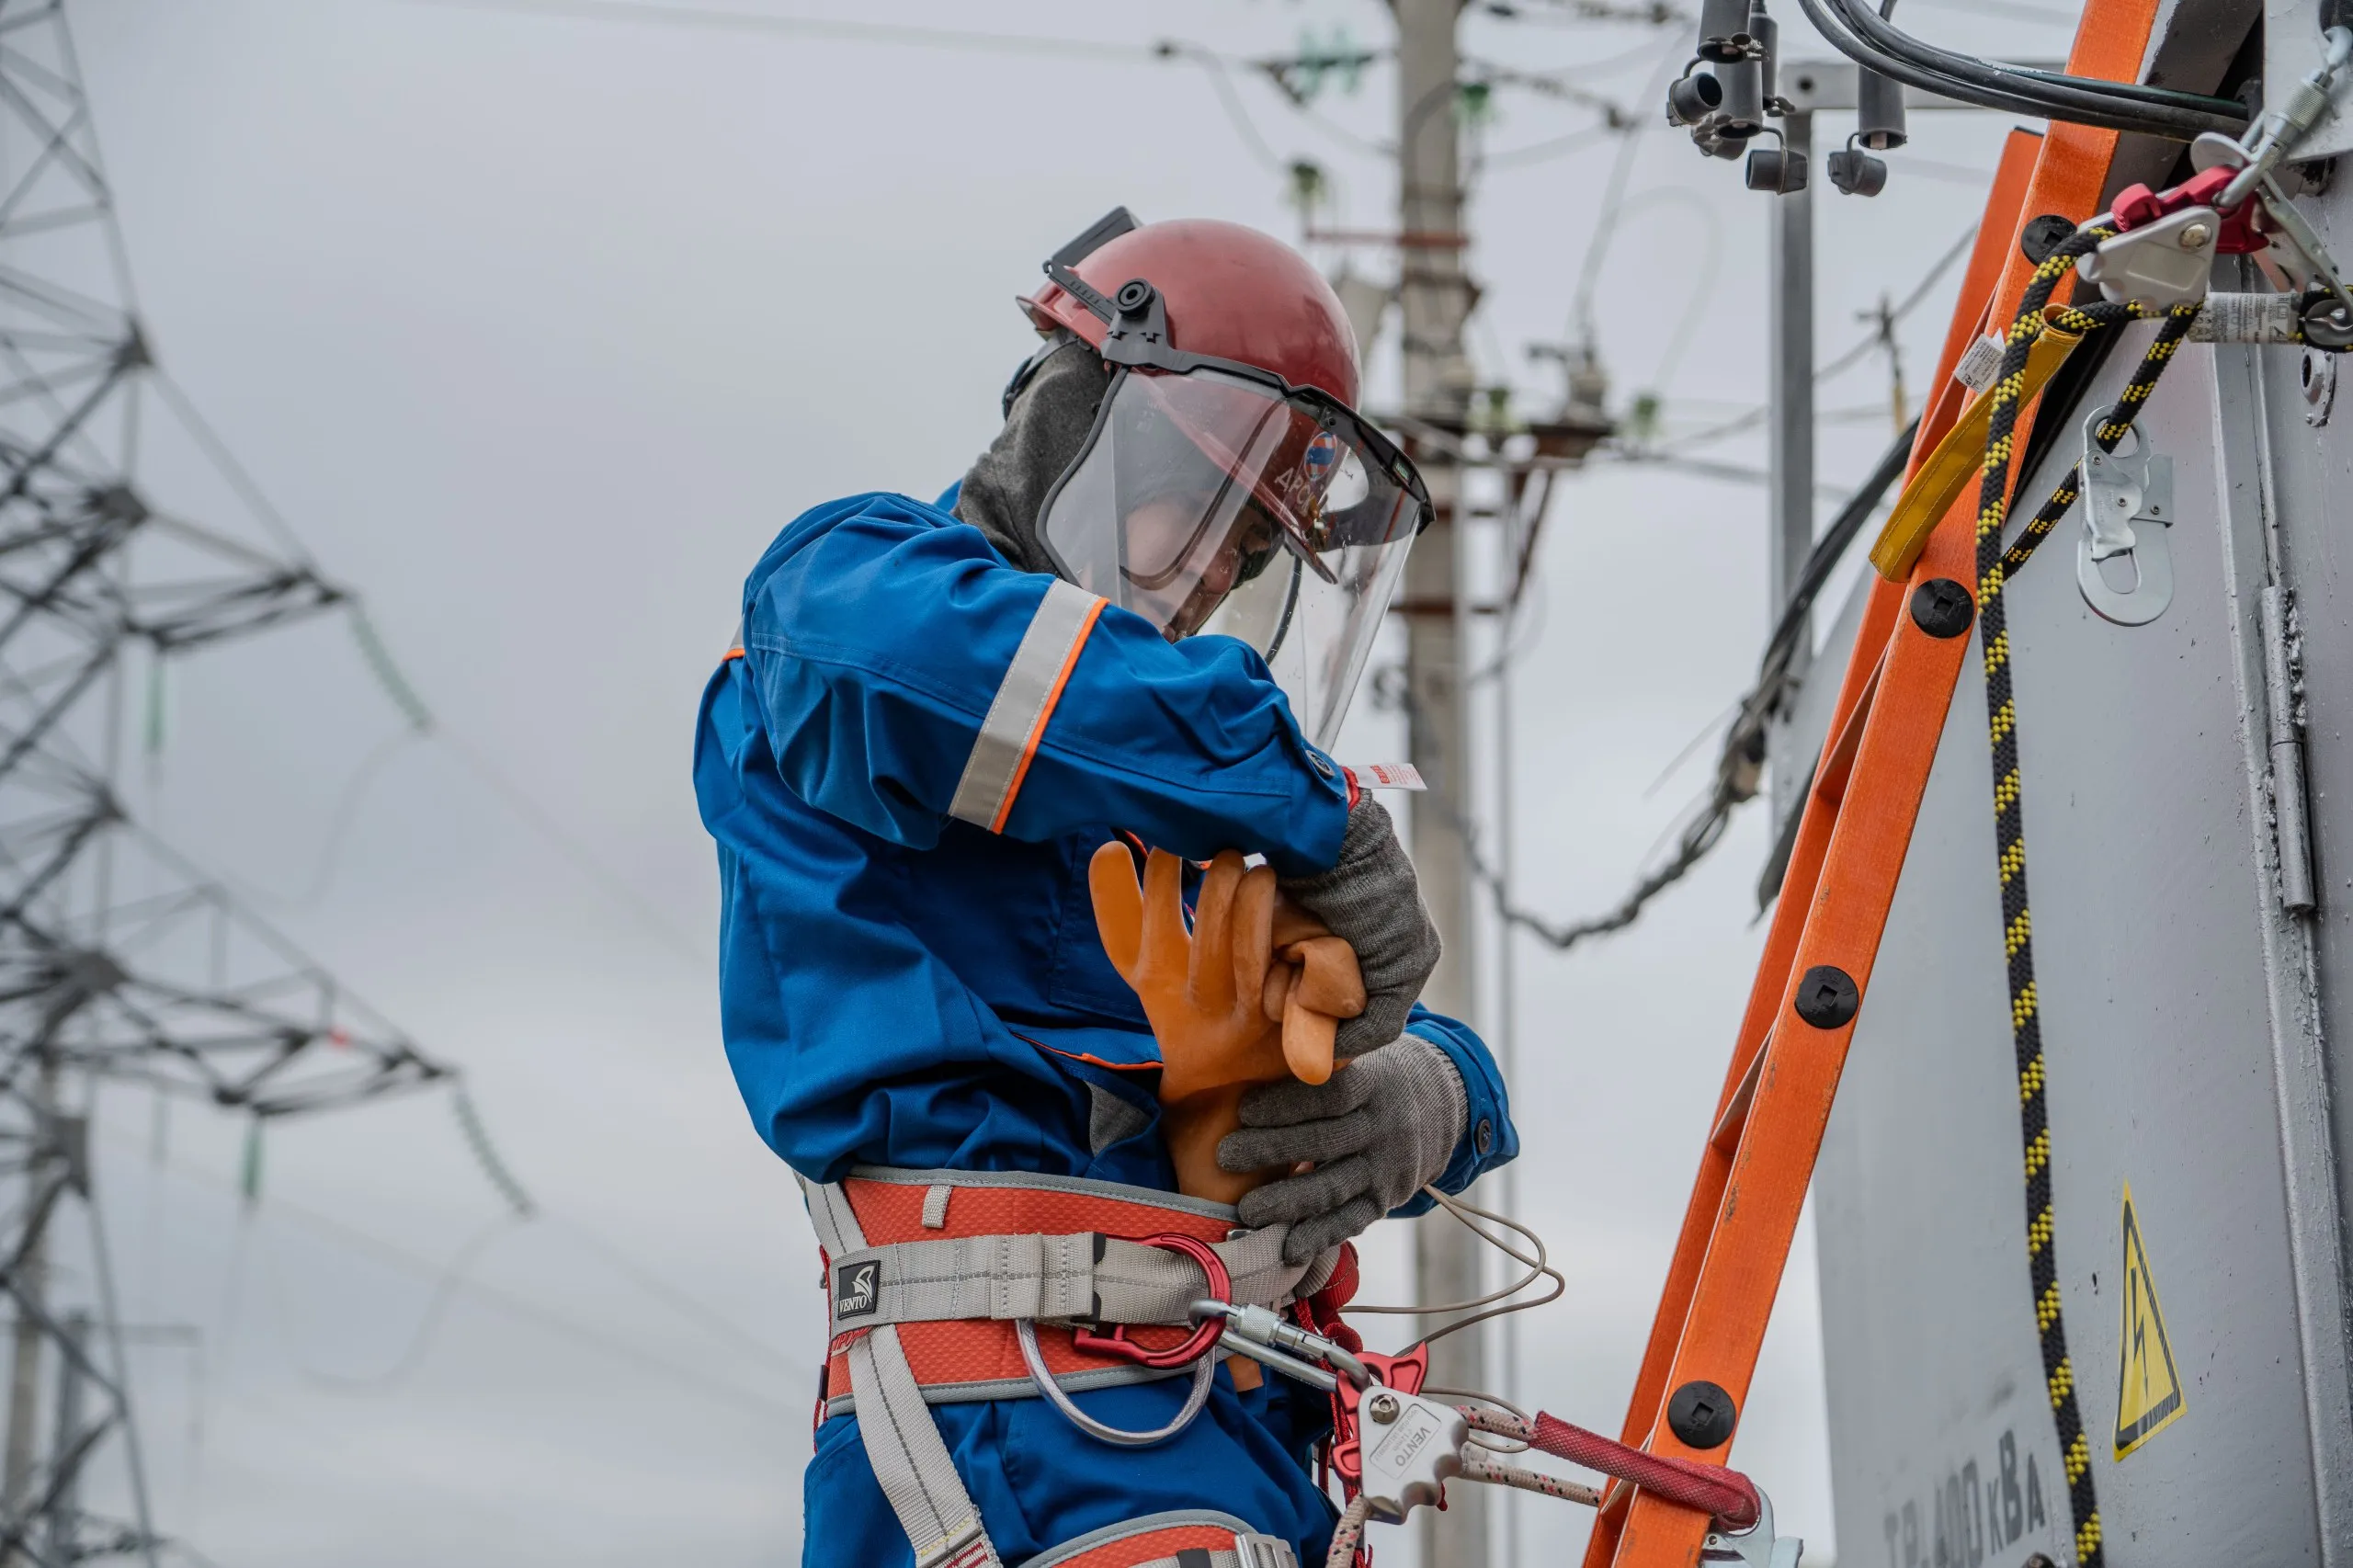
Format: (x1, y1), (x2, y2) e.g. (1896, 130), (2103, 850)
(695, 210), (1518, 1568)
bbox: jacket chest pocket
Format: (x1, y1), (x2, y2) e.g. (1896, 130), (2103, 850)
(1044, 846), (1149, 1024)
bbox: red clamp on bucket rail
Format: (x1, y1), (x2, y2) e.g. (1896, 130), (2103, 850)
(1071, 1233), (1232, 1368)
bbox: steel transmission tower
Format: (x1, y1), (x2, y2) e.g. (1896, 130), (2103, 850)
(0, 4), (447, 1561)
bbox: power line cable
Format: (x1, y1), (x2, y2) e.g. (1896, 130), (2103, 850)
(1903, 0), (2084, 23)
(1462, 417), (1918, 952)
(1158, 42), (1290, 173)
(1478, 121), (1619, 169)
(216, 729), (423, 912)
(114, 1130), (801, 1422)
(336, 601), (707, 965)
(270, 1211), (523, 1393)
(398, 0), (1163, 61)
(1799, 0), (2247, 139)
(145, 371), (322, 571)
(1567, 39), (1690, 345)
(1643, 220), (1972, 451)
(542, 1212), (804, 1371)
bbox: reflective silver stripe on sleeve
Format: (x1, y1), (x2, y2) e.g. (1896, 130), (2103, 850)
(948, 578), (1105, 832)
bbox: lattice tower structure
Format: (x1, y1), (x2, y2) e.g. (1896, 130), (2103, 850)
(0, 6), (445, 1562)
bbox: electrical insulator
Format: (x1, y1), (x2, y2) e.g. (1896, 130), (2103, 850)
(1749, 3), (1779, 102)
(1695, 0), (1754, 62)
(1828, 144), (1889, 197)
(1746, 146), (1809, 195)
(1856, 66), (1908, 152)
(1667, 70), (1725, 128)
(1715, 56), (1766, 139)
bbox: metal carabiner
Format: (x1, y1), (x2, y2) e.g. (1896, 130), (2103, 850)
(1070, 1233), (1233, 1369)
(1191, 1299), (1372, 1392)
(1016, 1233), (1232, 1449)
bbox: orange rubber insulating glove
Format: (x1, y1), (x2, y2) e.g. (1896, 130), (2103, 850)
(1088, 843), (1365, 1205)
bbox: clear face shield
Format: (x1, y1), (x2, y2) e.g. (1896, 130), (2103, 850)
(1039, 364), (1426, 749)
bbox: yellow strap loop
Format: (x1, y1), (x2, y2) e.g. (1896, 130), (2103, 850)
(1868, 316), (2087, 582)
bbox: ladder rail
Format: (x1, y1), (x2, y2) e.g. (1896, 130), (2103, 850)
(1585, 1), (2168, 1557)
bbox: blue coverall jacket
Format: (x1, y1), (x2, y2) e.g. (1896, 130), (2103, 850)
(692, 489), (1518, 1565)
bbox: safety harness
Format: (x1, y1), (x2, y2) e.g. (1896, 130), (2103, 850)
(801, 1166), (1343, 1568)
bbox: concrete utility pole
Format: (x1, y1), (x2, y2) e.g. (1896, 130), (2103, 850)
(1767, 108), (1814, 833)
(1394, 2), (1487, 1563)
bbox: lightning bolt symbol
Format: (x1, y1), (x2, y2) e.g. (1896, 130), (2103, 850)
(2131, 1272), (2148, 1394)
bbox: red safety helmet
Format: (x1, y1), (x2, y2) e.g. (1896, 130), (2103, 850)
(1017, 210), (1428, 750)
(1021, 216), (1363, 408)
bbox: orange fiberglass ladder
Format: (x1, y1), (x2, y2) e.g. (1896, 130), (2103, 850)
(1580, 2), (2167, 1565)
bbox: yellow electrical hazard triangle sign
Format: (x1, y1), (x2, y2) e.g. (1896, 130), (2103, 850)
(2113, 1183), (2186, 1459)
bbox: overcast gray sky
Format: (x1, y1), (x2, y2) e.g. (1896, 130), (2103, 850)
(41, 1), (2083, 1562)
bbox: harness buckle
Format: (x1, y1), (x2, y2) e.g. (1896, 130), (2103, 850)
(1070, 1233), (1232, 1369)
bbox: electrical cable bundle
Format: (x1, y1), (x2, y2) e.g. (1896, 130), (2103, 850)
(1792, 0), (2249, 141)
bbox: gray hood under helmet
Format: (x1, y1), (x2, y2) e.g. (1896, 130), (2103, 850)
(952, 336), (1111, 575)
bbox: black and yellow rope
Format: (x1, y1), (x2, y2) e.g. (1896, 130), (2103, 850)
(1997, 300), (2202, 578)
(1965, 224), (2196, 1568)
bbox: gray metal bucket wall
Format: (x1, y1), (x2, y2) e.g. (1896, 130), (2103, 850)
(1796, 284), (2353, 1562)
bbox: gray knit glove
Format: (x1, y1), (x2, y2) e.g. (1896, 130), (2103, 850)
(1277, 798), (1440, 1059)
(1216, 1034), (1467, 1265)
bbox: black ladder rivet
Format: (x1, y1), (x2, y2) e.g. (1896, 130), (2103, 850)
(2020, 213), (2076, 264)
(1793, 964), (1860, 1029)
(1666, 1380), (1739, 1450)
(1910, 578), (1975, 639)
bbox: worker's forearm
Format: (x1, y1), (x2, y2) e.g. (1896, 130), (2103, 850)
(743, 494), (1349, 873)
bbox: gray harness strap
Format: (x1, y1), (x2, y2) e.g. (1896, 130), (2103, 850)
(822, 1224), (1322, 1337)
(803, 1177), (1004, 1568)
(802, 1174), (1326, 1568)
(947, 578), (1104, 832)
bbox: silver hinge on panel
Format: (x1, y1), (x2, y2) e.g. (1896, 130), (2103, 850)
(2260, 585), (2319, 915)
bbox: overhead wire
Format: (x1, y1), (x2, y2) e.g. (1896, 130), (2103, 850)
(112, 1126), (803, 1422)
(397, 0), (1163, 60)
(1643, 220), (1972, 455)
(1613, 187), (1725, 392)
(1797, 0), (2246, 140)
(271, 1211), (525, 1393)
(1903, 0), (2082, 21)
(1463, 417), (1918, 953)
(1157, 42), (1290, 173)
(1568, 39), (1691, 347)
(1477, 121), (1620, 170)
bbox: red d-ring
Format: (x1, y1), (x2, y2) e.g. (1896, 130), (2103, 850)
(1070, 1233), (1233, 1369)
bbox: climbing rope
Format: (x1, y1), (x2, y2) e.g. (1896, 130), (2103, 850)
(1965, 230), (2205, 1568)
(1996, 299), (2204, 579)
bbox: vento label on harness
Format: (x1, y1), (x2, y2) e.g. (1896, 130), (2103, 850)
(835, 1259), (881, 1320)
